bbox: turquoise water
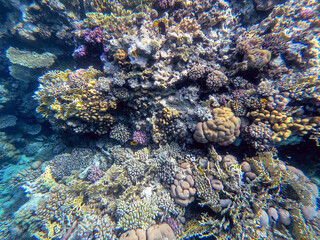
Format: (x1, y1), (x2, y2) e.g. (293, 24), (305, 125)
(0, 0), (319, 239)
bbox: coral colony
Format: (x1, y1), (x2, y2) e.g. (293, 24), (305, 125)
(0, 0), (320, 240)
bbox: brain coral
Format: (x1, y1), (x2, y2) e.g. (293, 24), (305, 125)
(193, 107), (241, 146)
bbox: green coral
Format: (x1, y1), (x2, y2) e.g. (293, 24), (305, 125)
(5, 47), (56, 69)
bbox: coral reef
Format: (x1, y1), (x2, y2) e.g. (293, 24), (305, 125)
(0, 0), (320, 239)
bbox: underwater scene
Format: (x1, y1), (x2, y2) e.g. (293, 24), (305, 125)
(0, 0), (320, 239)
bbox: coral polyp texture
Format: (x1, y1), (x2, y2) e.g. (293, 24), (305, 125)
(193, 107), (241, 146)
(1, 0), (320, 239)
(34, 66), (116, 134)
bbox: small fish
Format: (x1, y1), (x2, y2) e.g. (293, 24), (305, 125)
(130, 141), (138, 146)
(261, 98), (268, 103)
(158, 22), (166, 35)
(132, 50), (138, 58)
(198, 166), (204, 175)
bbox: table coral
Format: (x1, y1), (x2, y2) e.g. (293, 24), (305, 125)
(193, 107), (241, 146)
(6, 47), (56, 69)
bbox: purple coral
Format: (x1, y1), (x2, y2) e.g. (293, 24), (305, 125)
(87, 165), (103, 183)
(217, 94), (231, 105)
(157, 0), (175, 10)
(84, 27), (103, 45)
(133, 130), (150, 145)
(164, 218), (179, 232)
(231, 89), (246, 100)
(299, 8), (314, 19)
(72, 45), (87, 59)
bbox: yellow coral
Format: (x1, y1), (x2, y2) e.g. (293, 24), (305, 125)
(34, 67), (116, 134)
(249, 108), (315, 143)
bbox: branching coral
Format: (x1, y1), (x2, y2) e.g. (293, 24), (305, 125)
(180, 147), (320, 239)
(151, 107), (186, 144)
(116, 196), (159, 231)
(34, 67), (116, 134)
(249, 108), (318, 144)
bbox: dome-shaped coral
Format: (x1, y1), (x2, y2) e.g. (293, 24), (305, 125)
(193, 107), (241, 146)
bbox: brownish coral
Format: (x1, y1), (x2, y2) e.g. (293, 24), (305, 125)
(147, 223), (176, 240)
(235, 31), (264, 55)
(151, 107), (186, 144)
(119, 223), (176, 240)
(249, 108), (318, 144)
(206, 70), (230, 92)
(114, 49), (129, 65)
(170, 162), (196, 207)
(179, 17), (201, 34)
(262, 33), (289, 56)
(254, 0), (281, 11)
(120, 229), (146, 240)
(244, 48), (271, 69)
(193, 107), (241, 146)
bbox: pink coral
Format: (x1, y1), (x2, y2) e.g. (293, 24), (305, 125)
(87, 165), (103, 183)
(299, 8), (314, 19)
(72, 45), (87, 58)
(84, 27), (103, 44)
(133, 130), (150, 145)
